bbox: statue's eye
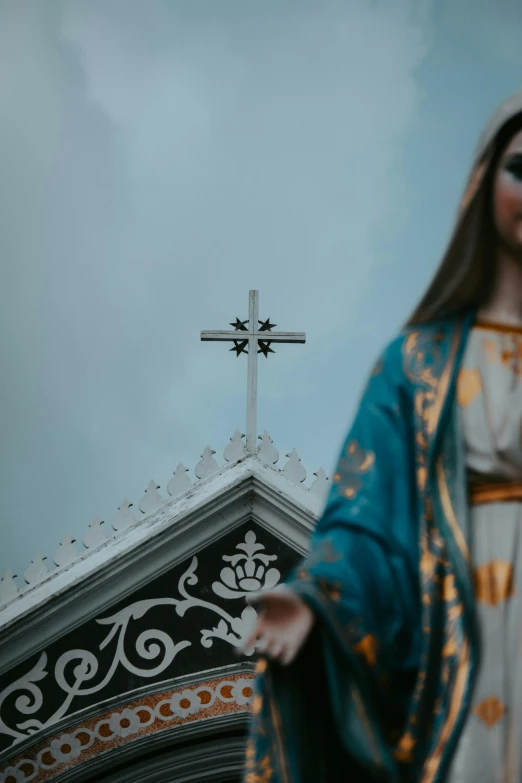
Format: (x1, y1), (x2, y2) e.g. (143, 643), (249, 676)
(505, 156), (522, 181)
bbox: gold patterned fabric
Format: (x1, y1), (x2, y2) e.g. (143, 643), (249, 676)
(449, 322), (522, 783)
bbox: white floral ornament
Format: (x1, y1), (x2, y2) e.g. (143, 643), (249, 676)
(170, 688), (201, 718)
(231, 677), (254, 706)
(212, 530), (280, 599)
(108, 708), (141, 738)
(1, 766), (26, 783)
(49, 732), (82, 763)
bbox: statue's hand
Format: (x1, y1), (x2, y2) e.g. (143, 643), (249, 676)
(239, 584), (315, 666)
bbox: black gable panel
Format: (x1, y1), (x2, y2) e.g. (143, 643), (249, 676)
(0, 522), (301, 754)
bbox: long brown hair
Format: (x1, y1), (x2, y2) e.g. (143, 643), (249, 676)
(406, 112), (522, 326)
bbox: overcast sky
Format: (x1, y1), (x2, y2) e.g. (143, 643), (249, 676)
(2, 0), (522, 582)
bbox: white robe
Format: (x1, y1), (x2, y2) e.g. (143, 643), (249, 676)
(449, 321), (522, 783)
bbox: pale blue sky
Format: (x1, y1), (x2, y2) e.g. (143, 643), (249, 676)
(1, 0), (521, 580)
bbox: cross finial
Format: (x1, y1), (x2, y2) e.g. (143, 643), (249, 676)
(201, 290), (306, 453)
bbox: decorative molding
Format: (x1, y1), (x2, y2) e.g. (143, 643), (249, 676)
(194, 447), (219, 481)
(23, 557), (48, 589)
(138, 481), (163, 516)
(257, 431), (279, 466)
(0, 574), (18, 608)
(80, 733), (249, 783)
(0, 432), (329, 615)
(83, 518), (108, 551)
(223, 431), (247, 463)
(111, 499), (135, 535)
(53, 537), (80, 570)
(167, 465), (192, 499)
(309, 467), (330, 499)
(280, 449), (307, 484)
(0, 673), (254, 783)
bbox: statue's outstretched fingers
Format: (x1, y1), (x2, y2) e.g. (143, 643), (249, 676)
(265, 635), (285, 660)
(280, 643), (295, 666)
(239, 615), (265, 653)
(246, 590), (269, 606)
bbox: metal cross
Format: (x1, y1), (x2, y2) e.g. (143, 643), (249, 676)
(201, 290), (306, 454)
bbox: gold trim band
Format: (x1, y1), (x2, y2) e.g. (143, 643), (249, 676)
(469, 482), (522, 506)
(474, 320), (522, 336)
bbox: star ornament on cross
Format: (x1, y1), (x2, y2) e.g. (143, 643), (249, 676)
(200, 290), (306, 454)
(228, 316), (277, 358)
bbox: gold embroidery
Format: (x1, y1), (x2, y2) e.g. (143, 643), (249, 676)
(441, 574), (458, 603)
(333, 440), (375, 499)
(269, 688), (289, 783)
(401, 324), (471, 782)
(403, 322), (469, 782)
(422, 457), (473, 783)
(245, 751), (274, 783)
(482, 337), (497, 363)
(255, 658), (268, 674)
(423, 641), (471, 783)
(474, 560), (515, 606)
(404, 327), (460, 507)
(317, 578), (342, 602)
(480, 334), (522, 374)
(404, 328), (455, 438)
(417, 466), (428, 493)
(442, 637), (457, 658)
(420, 545), (438, 580)
(500, 344), (522, 371)
(353, 634), (379, 667)
(319, 538), (343, 563)
(473, 696), (506, 728)
(437, 458), (471, 566)
(457, 368), (482, 407)
(252, 695), (263, 715)
(394, 731), (416, 763)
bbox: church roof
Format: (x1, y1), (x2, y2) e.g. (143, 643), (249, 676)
(0, 429), (329, 676)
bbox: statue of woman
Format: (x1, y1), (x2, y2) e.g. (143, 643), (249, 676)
(241, 93), (522, 782)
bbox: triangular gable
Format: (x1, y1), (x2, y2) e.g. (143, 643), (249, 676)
(0, 443), (329, 781)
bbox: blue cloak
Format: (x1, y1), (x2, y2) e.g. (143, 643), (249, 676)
(244, 313), (481, 783)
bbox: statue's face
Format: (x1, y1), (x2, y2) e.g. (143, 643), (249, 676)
(493, 127), (522, 257)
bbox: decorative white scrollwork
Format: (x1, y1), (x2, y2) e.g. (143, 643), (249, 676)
(0, 530), (280, 750)
(0, 653), (47, 743)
